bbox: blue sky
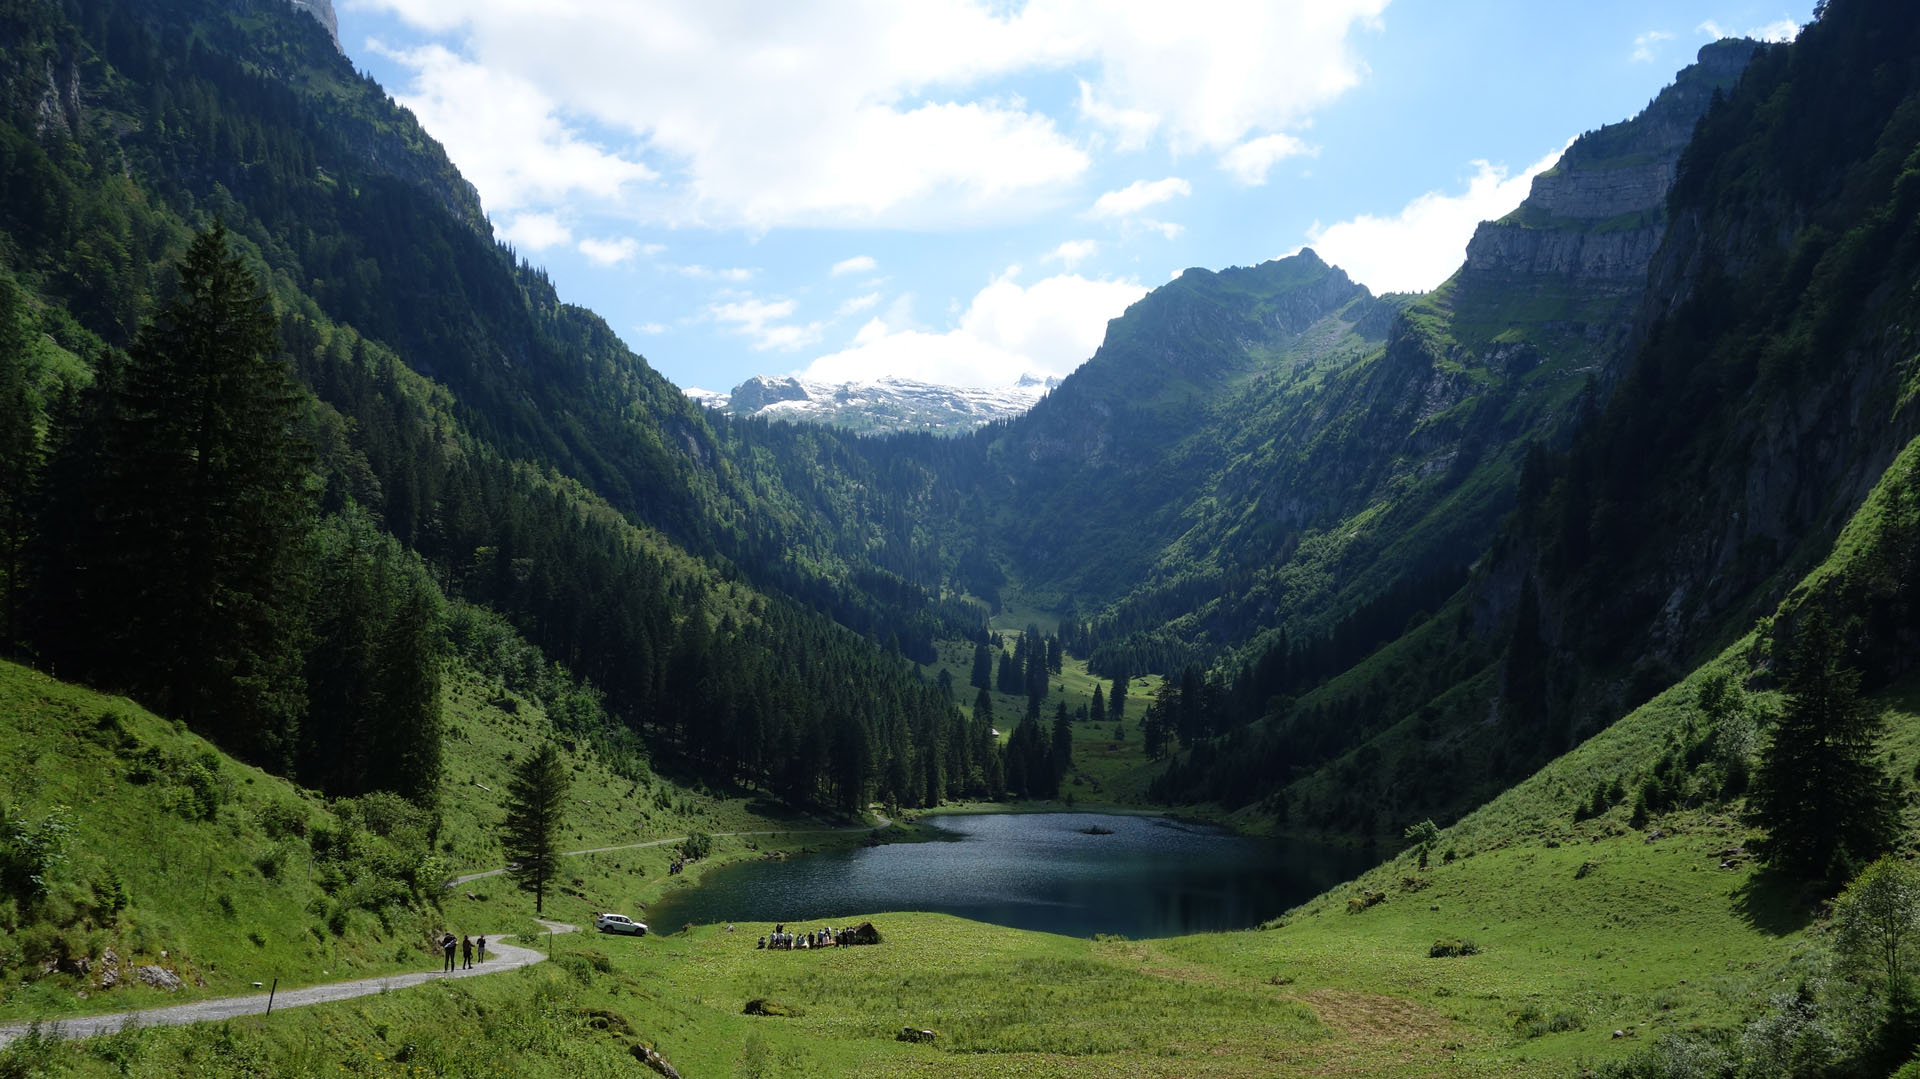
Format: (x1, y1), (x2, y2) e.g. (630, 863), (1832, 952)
(336, 0), (1806, 395)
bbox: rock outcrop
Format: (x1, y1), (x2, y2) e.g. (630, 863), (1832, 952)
(1456, 40), (1761, 305)
(286, 0), (341, 52)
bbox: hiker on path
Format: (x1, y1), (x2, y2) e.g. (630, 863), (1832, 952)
(477, 935), (487, 962)
(461, 935), (473, 970)
(442, 933), (456, 972)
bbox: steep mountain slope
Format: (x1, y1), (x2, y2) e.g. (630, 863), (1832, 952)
(1156, 0), (1920, 836)
(944, 39), (1757, 679)
(0, 0), (993, 821)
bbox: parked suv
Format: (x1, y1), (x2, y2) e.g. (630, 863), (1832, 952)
(594, 913), (647, 936)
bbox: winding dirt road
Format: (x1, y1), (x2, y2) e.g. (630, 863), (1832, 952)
(0, 921), (575, 1048)
(0, 814), (891, 1046)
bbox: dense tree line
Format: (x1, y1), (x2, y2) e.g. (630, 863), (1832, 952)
(0, 0), (1011, 817)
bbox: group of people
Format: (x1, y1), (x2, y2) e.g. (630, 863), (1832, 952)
(757, 923), (843, 950)
(438, 932), (487, 971)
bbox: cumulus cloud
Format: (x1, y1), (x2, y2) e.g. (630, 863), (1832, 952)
(498, 212), (573, 251)
(366, 39), (655, 214)
(1697, 17), (1799, 42)
(1044, 239), (1100, 267)
(1091, 177), (1191, 218)
(1630, 29), (1673, 64)
(1076, 78), (1157, 151)
(710, 296), (823, 351)
(578, 236), (642, 265)
(796, 270), (1146, 387)
(671, 264), (756, 282)
(832, 255), (878, 276)
(356, 1), (1386, 228)
(837, 292), (882, 316)
(1218, 133), (1316, 185)
(1305, 144), (1567, 294)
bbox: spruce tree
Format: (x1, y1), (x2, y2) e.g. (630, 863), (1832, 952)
(1050, 699), (1072, 782)
(0, 278), (39, 653)
(89, 223), (315, 765)
(1751, 606), (1898, 884)
(502, 743), (569, 914)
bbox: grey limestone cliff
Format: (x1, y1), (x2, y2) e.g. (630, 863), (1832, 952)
(1456, 40), (1760, 306)
(286, 0), (341, 52)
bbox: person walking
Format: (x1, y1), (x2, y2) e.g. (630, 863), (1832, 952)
(461, 935), (473, 970)
(441, 932), (456, 972)
(476, 935), (487, 963)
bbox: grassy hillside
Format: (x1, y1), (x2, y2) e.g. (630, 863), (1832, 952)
(0, 660), (445, 1022)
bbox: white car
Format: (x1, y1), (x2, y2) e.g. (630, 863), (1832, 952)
(594, 913), (647, 936)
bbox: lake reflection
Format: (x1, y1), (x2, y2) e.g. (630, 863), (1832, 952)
(644, 812), (1375, 939)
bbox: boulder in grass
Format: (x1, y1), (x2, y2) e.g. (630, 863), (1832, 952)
(138, 965), (184, 991)
(839, 921), (882, 946)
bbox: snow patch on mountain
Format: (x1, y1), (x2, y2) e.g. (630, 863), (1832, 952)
(689, 374), (1058, 434)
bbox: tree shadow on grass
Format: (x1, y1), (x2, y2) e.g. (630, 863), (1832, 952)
(1734, 866), (1818, 936)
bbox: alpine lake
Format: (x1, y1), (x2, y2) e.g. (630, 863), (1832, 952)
(645, 812), (1377, 939)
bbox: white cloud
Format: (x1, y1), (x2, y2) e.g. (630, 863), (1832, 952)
(1306, 144), (1567, 294)
(672, 264), (756, 282)
(1218, 133), (1316, 185)
(832, 255), (878, 276)
(356, 1), (1387, 228)
(710, 296), (824, 351)
(1044, 239), (1100, 267)
(498, 212), (573, 251)
(796, 270), (1147, 387)
(579, 236), (642, 265)
(1697, 18), (1799, 43)
(1076, 78), (1157, 151)
(1630, 29), (1673, 64)
(637, 322), (667, 335)
(837, 292), (882, 317)
(1046, 0), (1389, 154)
(366, 39), (655, 214)
(1091, 177), (1191, 218)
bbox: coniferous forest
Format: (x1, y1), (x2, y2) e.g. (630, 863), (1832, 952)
(11, 0), (1920, 1074)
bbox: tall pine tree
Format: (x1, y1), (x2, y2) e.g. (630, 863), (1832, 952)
(1751, 606), (1899, 884)
(65, 224), (315, 765)
(0, 277), (39, 653)
(502, 743), (569, 914)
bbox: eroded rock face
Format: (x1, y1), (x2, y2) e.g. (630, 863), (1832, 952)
(286, 0), (341, 52)
(1459, 40), (1763, 296)
(727, 376), (811, 414)
(97, 947), (120, 990)
(137, 965), (183, 991)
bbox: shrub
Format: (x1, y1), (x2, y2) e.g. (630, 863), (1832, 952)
(1429, 938), (1478, 958)
(743, 998), (803, 1017)
(1346, 889), (1387, 914)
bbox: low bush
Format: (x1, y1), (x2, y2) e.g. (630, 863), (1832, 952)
(1429, 938), (1479, 958)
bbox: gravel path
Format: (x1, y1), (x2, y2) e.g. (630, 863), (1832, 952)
(0, 923), (575, 1048)
(0, 814), (893, 1046)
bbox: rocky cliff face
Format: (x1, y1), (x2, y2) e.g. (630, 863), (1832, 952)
(1474, 5), (1920, 732)
(285, 0), (340, 51)
(1456, 40), (1760, 305)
